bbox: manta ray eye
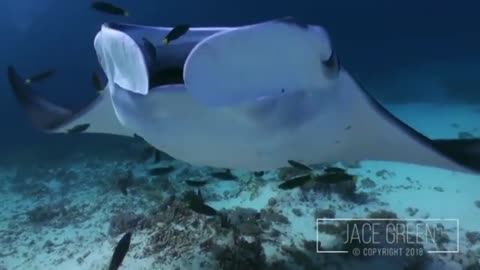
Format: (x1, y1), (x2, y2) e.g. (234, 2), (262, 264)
(322, 50), (340, 77)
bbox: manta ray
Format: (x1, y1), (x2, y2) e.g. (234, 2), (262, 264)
(7, 18), (480, 174)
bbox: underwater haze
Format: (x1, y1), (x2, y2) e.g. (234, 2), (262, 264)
(1, 0), (480, 146)
(1, 0), (480, 269)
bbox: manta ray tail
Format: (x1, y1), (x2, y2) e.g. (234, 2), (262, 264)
(7, 65), (131, 136)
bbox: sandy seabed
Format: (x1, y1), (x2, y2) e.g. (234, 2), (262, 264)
(1, 103), (479, 270)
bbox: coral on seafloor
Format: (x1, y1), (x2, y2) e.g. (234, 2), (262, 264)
(25, 202), (86, 228)
(213, 235), (267, 270)
(27, 205), (62, 224)
(314, 208), (336, 219)
(109, 211), (148, 236)
(216, 207), (290, 237)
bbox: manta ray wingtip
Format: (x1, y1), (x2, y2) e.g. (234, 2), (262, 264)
(7, 64), (74, 131)
(432, 138), (480, 174)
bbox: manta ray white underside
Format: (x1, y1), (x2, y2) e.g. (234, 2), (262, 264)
(8, 18), (480, 174)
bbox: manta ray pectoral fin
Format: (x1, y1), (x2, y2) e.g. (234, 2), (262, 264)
(7, 65), (72, 131)
(183, 17), (340, 107)
(341, 71), (480, 175)
(7, 65), (132, 136)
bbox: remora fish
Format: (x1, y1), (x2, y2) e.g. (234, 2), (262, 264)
(211, 169), (237, 180)
(184, 190), (217, 216)
(25, 69), (55, 84)
(287, 160), (313, 171)
(313, 172), (357, 184)
(67, 123), (90, 134)
(92, 72), (104, 92)
(185, 179), (209, 187)
(148, 166), (175, 176)
(109, 232), (132, 270)
(163, 24), (190, 45)
(278, 174), (311, 190)
(91, 2), (128, 16)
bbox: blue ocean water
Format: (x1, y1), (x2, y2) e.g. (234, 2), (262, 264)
(0, 0), (479, 269)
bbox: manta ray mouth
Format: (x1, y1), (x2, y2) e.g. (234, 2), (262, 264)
(95, 23), (212, 95)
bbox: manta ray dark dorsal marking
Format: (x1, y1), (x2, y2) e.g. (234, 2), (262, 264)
(431, 139), (480, 173)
